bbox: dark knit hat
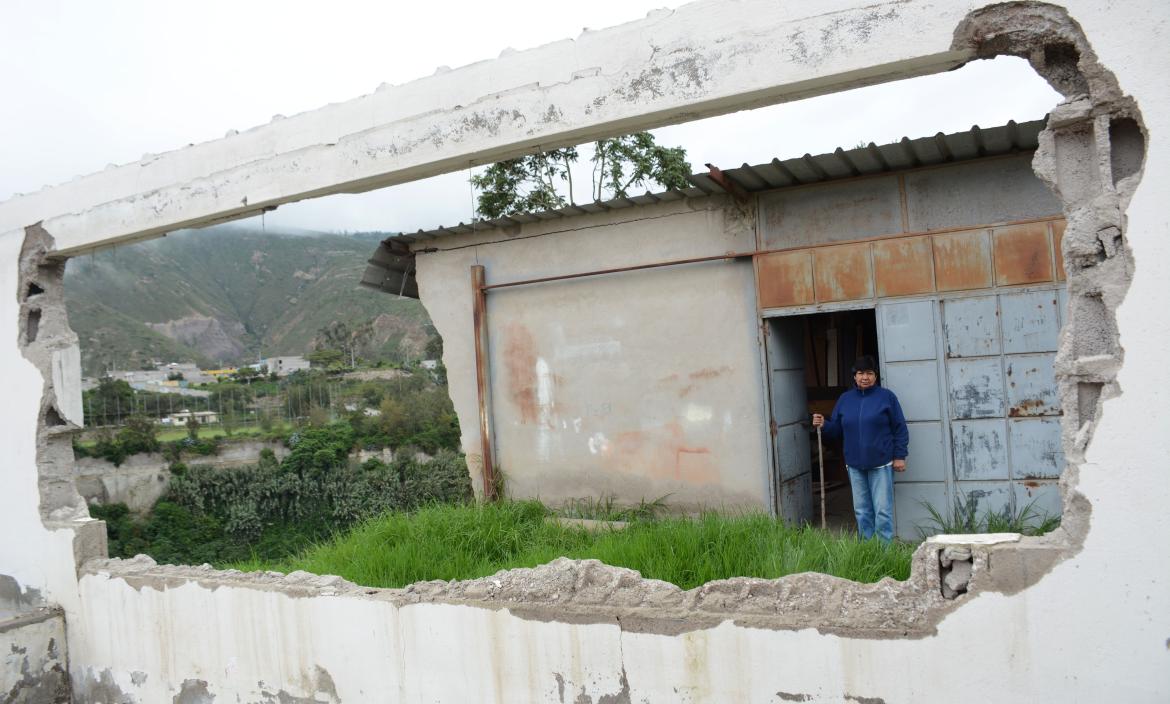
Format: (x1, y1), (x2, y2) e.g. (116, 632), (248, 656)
(852, 355), (878, 373)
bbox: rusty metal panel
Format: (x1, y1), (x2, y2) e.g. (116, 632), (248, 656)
(933, 229), (994, 291)
(943, 296), (1001, 358)
(1005, 353), (1060, 417)
(1052, 220), (1066, 281)
(1009, 418), (1064, 479)
(950, 419), (1009, 480)
(813, 243), (873, 302)
(873, 236), (935, 297)
(1001, 290), (1060, 354)
(894, 482), (946, 539)
(895, 422), (947, 483)
(993, 222), (1055, 285)
(756, 251), (814, 308)
(884, 360), (942, 421)
(947, 357), (1005, 419)
(1013, 479), (1062, 518)
(879, 300), (936, 362)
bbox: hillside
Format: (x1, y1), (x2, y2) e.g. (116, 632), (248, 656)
(64, 226), (432, 375)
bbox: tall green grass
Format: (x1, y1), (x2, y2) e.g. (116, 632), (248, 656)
(233, 501), (915, 590)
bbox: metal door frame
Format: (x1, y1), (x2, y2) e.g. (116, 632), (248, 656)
(759, 301), (880, 519)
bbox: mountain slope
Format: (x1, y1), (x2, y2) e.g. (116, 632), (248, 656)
(64, 226), (431, 375)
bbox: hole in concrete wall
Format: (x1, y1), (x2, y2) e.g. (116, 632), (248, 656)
(24, 308), (40, 344)
(26, 282), (44, 298)
(1076, 382), (1103, 427)
(44, 406), (66, 427)
(1109, 117), (1145, 186)
(18, 3), (1146, 636)
(1040, 42), (1088, 95)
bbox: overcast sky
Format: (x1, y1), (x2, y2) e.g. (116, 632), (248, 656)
(1, 0), (1062, 234)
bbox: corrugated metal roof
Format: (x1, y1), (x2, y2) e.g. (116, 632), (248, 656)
(360, 118), (1046, 297)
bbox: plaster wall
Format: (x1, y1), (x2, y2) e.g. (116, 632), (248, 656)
(759, 154), (1063, 248)
(415, 196), (764, 506)
(0, 0), (1165, 701)
(1, 609), (70, 703)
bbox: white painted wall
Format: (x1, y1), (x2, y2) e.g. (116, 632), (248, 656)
(0, 0), (1166, 701)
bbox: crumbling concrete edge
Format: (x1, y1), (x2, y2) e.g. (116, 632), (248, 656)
(53, 0), (1145, 640)
(18, 223), (108, 570)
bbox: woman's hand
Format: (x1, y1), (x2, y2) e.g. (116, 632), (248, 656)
(893, 459), (906, 472)
(811, 413), (824, 428)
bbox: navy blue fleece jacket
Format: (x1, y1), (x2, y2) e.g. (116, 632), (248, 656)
(820, 385), (909, 470)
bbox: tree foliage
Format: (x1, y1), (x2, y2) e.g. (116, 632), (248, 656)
(471, 133), (690, 219)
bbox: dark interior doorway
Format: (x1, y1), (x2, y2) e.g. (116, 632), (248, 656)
(767, 307), (879, 531)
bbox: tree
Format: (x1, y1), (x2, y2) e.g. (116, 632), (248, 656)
(471, 133), (690, 219)
(85, 377), (135, 426)
(307, 349), (344, 368)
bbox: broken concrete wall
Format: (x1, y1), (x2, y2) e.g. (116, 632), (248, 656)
(415, 195), (766, 507)
(1, 608), (71, 704)
(0, 0), (1166, 700)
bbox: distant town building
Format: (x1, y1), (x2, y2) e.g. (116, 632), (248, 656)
(262, 356), (311, 377)
(163, 410), (220, 425)
(420, 359), (440, 370)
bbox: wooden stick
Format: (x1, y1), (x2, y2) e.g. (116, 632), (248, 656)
(817, 426), (826, 531)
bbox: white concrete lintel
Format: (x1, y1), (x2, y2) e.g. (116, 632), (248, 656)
(0, 0), (972, 256)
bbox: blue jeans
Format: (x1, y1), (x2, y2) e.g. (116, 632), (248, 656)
(847, 463), (895, 542)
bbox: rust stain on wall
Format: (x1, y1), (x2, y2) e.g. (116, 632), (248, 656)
(1052, 220), (1067, 281)
(756, 251), (814, 308)
(503, 322), (538, 424)
(610, 422), (717, 484)
(689, 366), (731, 380)
(873, 236), (935, 297)
(994, 223), (1054, 285)
(933, 229), (994, 291)
(813, 243), (873, 302)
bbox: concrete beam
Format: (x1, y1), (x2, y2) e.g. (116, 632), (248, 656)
(0, 0), (971, 256)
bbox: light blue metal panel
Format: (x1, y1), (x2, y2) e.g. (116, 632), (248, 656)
(1005, 354), (1060, 417)
(879, 300), (936, 362)
(950, 419), (1009, 480)
(780, 473), (813, 525)
(948, 357), (1006, 419)
(1057, 286), (1069, 326)
(772, 370), (807, 426)
(1009, 418), (1064, 479)
(769, 316), (811, 522)
(896, 422), (946, 483)
(894, 482), (947, 539)
(777, 422), (812, 482)
(1001, 290), (1061, 354)
(770, 316), (806, 370)
(954, 480), (1014, 521)
(1013, 480), (1062, 521)
(943, 296), (1001, 358)
(884, 361), (941, 421)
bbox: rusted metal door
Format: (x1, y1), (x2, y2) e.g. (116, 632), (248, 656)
(942, 289), (1065, 522)
(767, 316), (813, 523)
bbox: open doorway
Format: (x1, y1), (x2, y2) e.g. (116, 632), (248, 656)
(766, 307), (879, 532)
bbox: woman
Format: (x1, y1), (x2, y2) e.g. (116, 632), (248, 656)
(811, 355), (908, 542)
